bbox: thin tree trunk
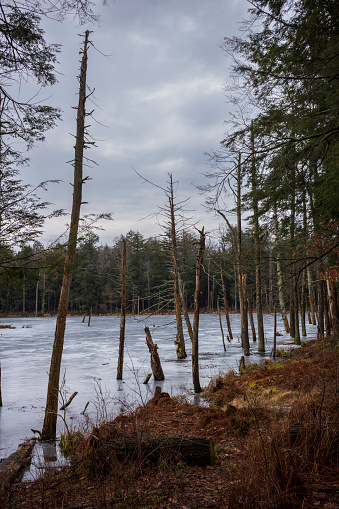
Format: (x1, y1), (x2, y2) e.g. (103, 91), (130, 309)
(272, 302), (277, 358)
(35, 277), (39, 317)
(169, 175), (186, 359)
(41, 31), (90, 441)
(317, 274), (324, 339)
(247, 287), (257, 342)
(217, 154), (249, 354)
(274, 207), (290, 333)
(88, 307), (92, 327)
(42, 273), (45, 316)
(220, 266), (233, 340)
(327, 279), (339, 336)
(323, 284), (331, 336)
(217, 296), (226, 351)
(117, 238), (127, 380)
(178, 275), (193, 342)
(251, 121), (264, 352)
(192, 228), (205, 394)
(307, 268), (317, 325)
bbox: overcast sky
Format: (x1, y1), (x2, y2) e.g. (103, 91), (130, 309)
(22, 0), (249, 246)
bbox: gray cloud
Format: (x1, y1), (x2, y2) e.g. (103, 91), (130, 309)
(24, 0), (249, 245)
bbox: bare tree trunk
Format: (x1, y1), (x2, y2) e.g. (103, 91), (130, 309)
(145, 327), (165, 381)
(220, 266), (233, 340)
(41, 31), (90, 441)
(169, 175), (186, 359)
(247, 287), (257, 342)
(217, 296), (226, 351)
(251, 122), (265, 352)
(192, 228), (205, 394)
(317, 275), (324, 339)
(217, 154), (249, 354)
(272, 302), (277, 358)
(274, 209), (290, 333)
(327, 279), (339, 336)
(88, 307), (92, 326)
(117, 238), (127, 380)
(307, 269), (317, 325)
(178, 274), (193, 342)
(42, 272), (45, 316)
(35, 277), (39, 317)
(323, 284), (331, 336)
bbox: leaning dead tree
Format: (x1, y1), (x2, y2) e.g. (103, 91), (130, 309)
(41, 31), (91, 440)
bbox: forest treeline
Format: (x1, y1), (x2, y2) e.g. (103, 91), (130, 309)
(0, 223), (333, 324)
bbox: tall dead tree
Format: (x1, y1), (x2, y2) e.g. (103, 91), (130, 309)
(168, 175), (187, 359)
(117, 237), (127, 380)
(192, 227), (205, 394)
(41, 31), (91, 441)
(217, 154), (249, 355)
(251, 121), (265, 352)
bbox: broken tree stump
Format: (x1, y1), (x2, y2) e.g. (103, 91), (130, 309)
(0, 438), (36, 490)
(145, 326), (165, 381)
(86, 426), (214, 474)
(60, 391), (78, 411)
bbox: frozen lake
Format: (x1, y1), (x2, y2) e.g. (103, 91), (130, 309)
(0, 313), (317, 460)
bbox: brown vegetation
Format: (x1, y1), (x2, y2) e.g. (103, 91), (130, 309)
(3, 337), (339, 508)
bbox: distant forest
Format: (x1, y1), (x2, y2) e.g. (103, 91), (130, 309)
(0, 225), (326, 319)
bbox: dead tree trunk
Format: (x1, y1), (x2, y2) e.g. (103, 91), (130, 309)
(274, 207), (290, 333)
(217, 296), (226, 351)
(41, 31), (90, 441)
(178, 274), (194, 342)
(145, 326), (165, 381)
(220, 265), (233, 340)
(117, 237), (127, 380)
(247, 287), (257, 342)
(169, 175), (186, 359)
(251, 121), (265, 352)
(307, 268), (317, 325)
(192, 227), (205, 394)
(327, 279), (339, 336)
(217, 154), (249, 355)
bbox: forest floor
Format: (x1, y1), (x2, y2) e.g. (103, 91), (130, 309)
(2, 335), (339, 508)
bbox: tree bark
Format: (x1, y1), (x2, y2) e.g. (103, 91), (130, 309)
(327, 279), (339, 336)
(274, 207), (290, 333)
(117, 237), (127, 380)
(247, 287), (257, 342)
(145, 326), (165, 381)
(251, 121), (265, 352)
(41, 31), (90, 441)
(307, 268), (317, 325)
(220, 265), (233, 340)
(217, 296), (226, 351)
(169, 175), (186, 359)
(192, 227), (205, 394)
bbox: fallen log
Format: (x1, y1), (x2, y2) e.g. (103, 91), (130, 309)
(86, 427), (214, 474)
(0, 438), (36, 489)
